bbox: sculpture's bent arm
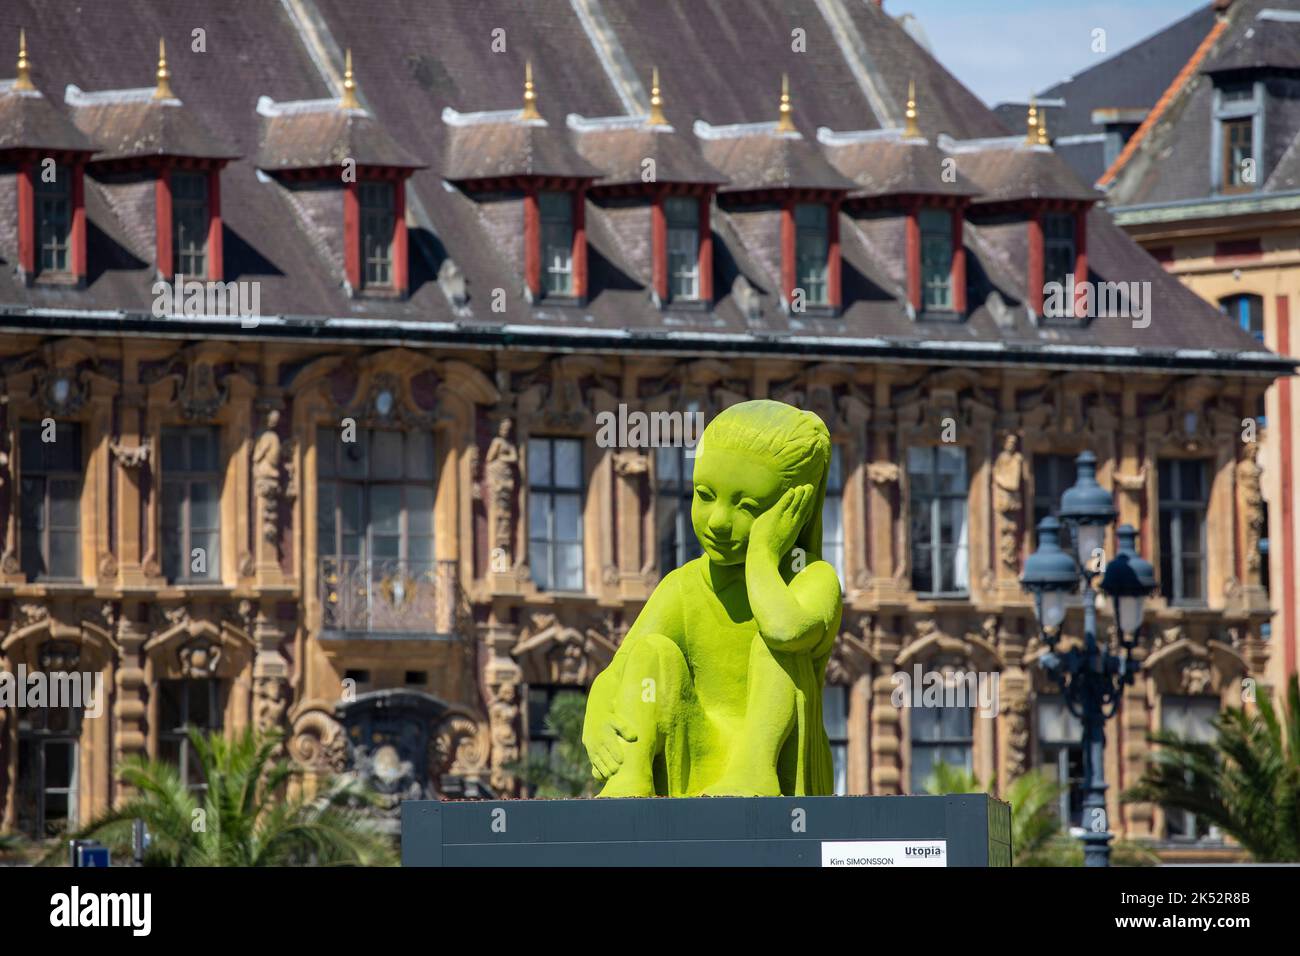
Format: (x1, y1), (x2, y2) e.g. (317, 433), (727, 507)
(746, 551), (840, 655)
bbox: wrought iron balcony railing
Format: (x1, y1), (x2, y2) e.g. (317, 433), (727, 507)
(319, 558), (458, 637)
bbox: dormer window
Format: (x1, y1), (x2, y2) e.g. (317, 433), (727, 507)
(65, 43), (236, 286)
(257, 51), (423, 298)
(35, 165), (72, 276)
(665, 196), (701, 300)
(698, 78), (852, 315)
(540, 191), (575, 296)
(919, 208), (953, 310)
(795, 202), (830, 306)
(171, 170), (209, 277)
(2, 31), (96, 286)
(569, 73), (723, 310)
(1212, 80), (1261, 195)
(359, 180), (395, 289)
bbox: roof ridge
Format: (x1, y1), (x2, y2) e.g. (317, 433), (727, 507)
(1096, 14), (1230, 189)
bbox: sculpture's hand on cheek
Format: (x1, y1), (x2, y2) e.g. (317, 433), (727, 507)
(747, 484), (815, 562)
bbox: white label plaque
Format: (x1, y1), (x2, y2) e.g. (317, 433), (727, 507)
(820, 839), (948, 867)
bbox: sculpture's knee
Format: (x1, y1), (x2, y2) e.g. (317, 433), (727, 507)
(624, 632), (687, 678)
(620, 632), (688, 712)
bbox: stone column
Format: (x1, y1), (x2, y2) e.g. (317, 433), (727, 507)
(115, 350), (150, 586)
(113, 615), (149, 802)
(848, 670), (871, 794)
(1120, 674), (1154, 839)
(482, 614), (522, 796)
(252, 610), (291, 740)
(869, 622), (902, 794)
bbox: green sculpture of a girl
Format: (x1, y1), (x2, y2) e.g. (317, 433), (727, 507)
(582, 399), (842, 797)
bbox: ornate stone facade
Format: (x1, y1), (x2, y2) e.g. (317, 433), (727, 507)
(0, 334), (1276, 861)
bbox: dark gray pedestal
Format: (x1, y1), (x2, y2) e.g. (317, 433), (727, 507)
(401, 793), (1012, 867)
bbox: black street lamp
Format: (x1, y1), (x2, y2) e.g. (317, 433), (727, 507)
(1020, 451), (1156, 866)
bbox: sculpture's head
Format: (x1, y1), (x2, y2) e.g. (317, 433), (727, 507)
(690, 399), (831, 567)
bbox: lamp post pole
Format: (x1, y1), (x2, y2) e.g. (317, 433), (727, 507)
(1038, 567), (1129, 867)
(1021, 452), (1156, 868)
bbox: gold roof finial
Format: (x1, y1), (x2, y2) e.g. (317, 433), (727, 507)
(777, 73), (795, 133)
(521, 60), (541, 121)
(340, 48), (359, 109)
(1024, 95), (1039, 145)
(153, 38), (174, 100)
(647, 66), (667, 126)
(1036, 101), (1050, 146)
(14, 28), (34, 92)
(904, 78), (920, 138)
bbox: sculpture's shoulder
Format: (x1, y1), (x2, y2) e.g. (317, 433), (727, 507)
(630, 560), (701, 636)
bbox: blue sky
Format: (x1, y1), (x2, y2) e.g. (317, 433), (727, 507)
(889, 0), (1208, 106)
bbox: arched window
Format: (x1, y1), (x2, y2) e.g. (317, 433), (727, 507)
(1219, 293), (1264, 342)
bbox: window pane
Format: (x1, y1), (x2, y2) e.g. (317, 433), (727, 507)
(406, 484), (434, 537)
(528, 440), (551, 488)
(656, 445), (679, 484)
(554, 493), (581, 543)
(936, 445), (966, 488)
(188, 681), (212, 729)
(370, 430), (403, 479)
(162, 481), (183, 578)
(1038, 695), (1082, 742)
(190, 481), (219, 529)
(529, 492), (551, 540)
(49, 479), (79, 528)
(193, 532), (219, 578)
(369, 485), (401, 535)
(407, 535), (434, 563)
(339, 432), (368, 478)
(316, 427), (338, 477)
(44, 740), (75, 789)
(921, 219), (953, 311)
(823, 685), (848, 739)
(160, 681), (184, 730)
(556, 543), (583, 590)
(405, 430), (434, 480)
(49, 532), (78, 579)
(554, 440), (582, 488)
(162, 429), (186, 468)
(48, 425), (81, 470)
(539, 191), (571, 221)
(664, 197), (698, 227)
(795, 203), (829, 305)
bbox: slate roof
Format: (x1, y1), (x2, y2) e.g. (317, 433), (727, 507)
(67, 87), (238, 163)
(949, 138), (1103, 205)
(0, 81), (96, 153)
(820, 131), (981, 201)
(1201, 8), (1300, 73)
(570, 117), (727, 188)
(0, 0), (1285, 376)
(993, 2), (1219, 186)
(442, 110), (603, 182)
(698, 123), (857, 194)
(257, 99), (424, 171)
(1104, 0), (1300, 206)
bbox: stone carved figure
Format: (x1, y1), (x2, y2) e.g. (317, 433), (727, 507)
(993, 434), (1023, 573)
(583, 400), (842, 796)
(253, 410), (283, 545)
(1238, 443), (1265, 575)
(485, 418), (519, 565)
(254, 676), (288, 733)
(488, 681), (521, 793)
